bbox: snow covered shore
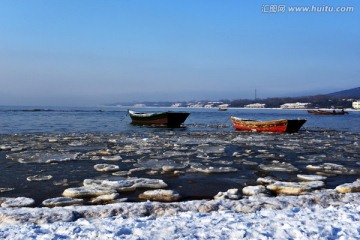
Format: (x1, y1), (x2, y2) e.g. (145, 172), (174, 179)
(1, 190), (360, 239)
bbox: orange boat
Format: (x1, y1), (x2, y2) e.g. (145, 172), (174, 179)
(230, 116), (306, 133)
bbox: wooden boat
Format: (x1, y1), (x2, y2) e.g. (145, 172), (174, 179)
(128, 110), (190, 127)
(307, 109), (348, 115)
(230, 116), (306, 133)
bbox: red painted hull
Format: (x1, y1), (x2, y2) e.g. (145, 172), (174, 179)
(230, 117), (306, 133)
(307, 110), (348, 115)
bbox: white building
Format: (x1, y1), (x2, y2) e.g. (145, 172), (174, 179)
(244, 103), (266, 108)
(280, 102), (310, 109)
(353, 101), (360, 109)
(171, 103), (182, 108)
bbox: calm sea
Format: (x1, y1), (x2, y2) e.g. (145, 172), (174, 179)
(1, 106), (359, 133)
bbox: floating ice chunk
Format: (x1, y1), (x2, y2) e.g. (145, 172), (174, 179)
(27, 175), (53, 181)
(63, 187), (116, 198)
(135, 159), (189, 171)
(214, 188), (240, 200)
(112, 171), (129, 176)
(267, 181), (324, 195)
(83, 178), (168, 192)
(0, 145), (12, 151)
(11, 147), (25, 152)
(197, 145), (225, 154)
(190, 164), (238, 174)
(94, 164), (120, 172)
(101, 156), (122, 161)
(306, 163), (354, 175)
(1, 197), (35, 208)
(139, 189), (181, 202)
(0, 188), (15, 193)
(234, 159), (258, 165)
(53, 179), (69, 186)
(42, 197), (84, 207)
(7, 152), (79, 163)
(336, 179), (360, 193)
(259, 161), (298, 172)
(256, 177), (277, 185)
(232, 152), (241, 157)
(242, 186), (266, 196)
(68, 141), (85, 146)
(297, 174), (327, 181)
(90, 193), (120, 204)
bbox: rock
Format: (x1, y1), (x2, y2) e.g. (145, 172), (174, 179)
(214, 188), (240, 200)
(335, 179), (360, 193)
(139, 189), (181, 202)
(93, 164), (120, 172)
(1, 197), (35, 208)
(242, 186), (266, 196)
(42, 197), (84, 207)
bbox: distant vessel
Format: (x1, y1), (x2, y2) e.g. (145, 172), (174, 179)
(307, 109), (348, 115)
(218, 104), (229, 111)
(230, 117), (306, 133)
(128, 110), (190, 127)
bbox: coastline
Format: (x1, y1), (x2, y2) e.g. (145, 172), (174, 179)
(1, 189), (360, 239)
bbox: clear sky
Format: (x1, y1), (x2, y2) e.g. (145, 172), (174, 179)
(0, 0), (359, 106)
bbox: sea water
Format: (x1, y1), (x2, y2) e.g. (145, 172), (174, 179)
(0, 106), (359, 206)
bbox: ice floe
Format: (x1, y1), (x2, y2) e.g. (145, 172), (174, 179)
(26, 175), (53, 181)
(139, 189), (181, 202)
(259, 160), (298, 172)
(242, 185), (267, 196)
(93, 164), (120, 172)
(42, 197), (84, 207)
(1, 197), (35, 208)
(335, 179), (360, 193)
(214, 188), (240, 200)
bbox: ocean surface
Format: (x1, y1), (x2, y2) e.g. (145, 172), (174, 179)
(1, 106), (360, 133)
(0, 106), (359, 206)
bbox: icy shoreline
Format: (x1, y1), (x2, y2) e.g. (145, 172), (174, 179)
(1, 190), (360, 239)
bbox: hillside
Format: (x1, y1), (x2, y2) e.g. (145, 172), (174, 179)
(327, 87), (360, 98)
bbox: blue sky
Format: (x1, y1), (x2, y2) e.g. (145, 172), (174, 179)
(0, 0), (359, 106)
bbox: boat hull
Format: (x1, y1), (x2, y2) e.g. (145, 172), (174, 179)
(230, 117), (306, 133)
(307, 110), (348, 115)
(128, 110), (190, 128)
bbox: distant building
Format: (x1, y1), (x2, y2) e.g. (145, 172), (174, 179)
(244, 103), (266, 108)
(353, 101), (360, 109)
(187, 103), (203, 108)
(204, 104), (214, 108)
(133, 104), (145, 107)
(280, 102), (310, 109)
(171, 103), (182, 108)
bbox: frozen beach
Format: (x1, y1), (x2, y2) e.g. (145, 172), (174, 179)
(1, 190), (360, 239)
